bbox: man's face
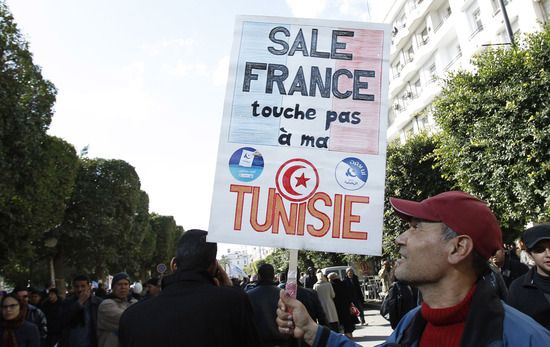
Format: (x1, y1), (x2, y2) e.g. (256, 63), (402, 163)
(113, 280), (130, 299)
(15, 290), (29, 304)
(146, 284), (160, 297)
(346, 270), (353, 278)
(48, 291), (58, 303)
(490, 249), (505, 268)
(529, 240), (550, 277)
(73, 280), (90, 297)
(394, 219), (451, 285)
(30, 292), (41, 305)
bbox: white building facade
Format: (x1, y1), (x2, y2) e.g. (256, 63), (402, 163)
(384, 0), (550, 142)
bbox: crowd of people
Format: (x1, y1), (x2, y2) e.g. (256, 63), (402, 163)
(1, 191), (550, 347)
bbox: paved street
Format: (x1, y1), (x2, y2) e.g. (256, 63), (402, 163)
(348, 308), (393, 347)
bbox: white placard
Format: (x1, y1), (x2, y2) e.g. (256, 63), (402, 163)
(208, 16), (391, 255)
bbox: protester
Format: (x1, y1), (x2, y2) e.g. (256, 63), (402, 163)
(59, 274), (103, 347)
(142, 278), (160, 300)
(0, 293), (40, 347)
(380, 279), (420, 330)
(119, 229), (261, 347)
(247, 263), (289, 347)
(491, 247), (529, 287)
(516, 238), (536, 268)
(327, 272), (354, 338)
(13, 286), (47, 346)
(41, 288), (64, 347)
(343, 267), (366, 325)
(377, 260), (392, 294)
(313, 272), (339, 332)
(276, 191), (550, 346)
(508, 223), (550, 330)
(304, 267), (316, 289)
(97, 272), (137, 347)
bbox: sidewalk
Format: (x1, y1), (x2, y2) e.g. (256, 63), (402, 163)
(350, 308), (393, 347)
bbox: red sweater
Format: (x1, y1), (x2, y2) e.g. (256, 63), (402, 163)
(419, 285), (476, 347)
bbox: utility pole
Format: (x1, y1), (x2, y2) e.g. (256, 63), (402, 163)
(498, 0), (515, 46)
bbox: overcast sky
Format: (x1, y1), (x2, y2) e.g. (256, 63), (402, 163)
(6, 0), (392, 254)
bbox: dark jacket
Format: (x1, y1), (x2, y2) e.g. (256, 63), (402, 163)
(42, 298), (64, 347)
(312, 280), (550, 346)
(330, 279), (354, 333)
(119, 270), (262, 347)
(343, 275), (364, 303)
(26, 304), (47, 344)
(0, 320), (41, 347)
(247, 281), (289, 347)
(508, 267), (550, 330)
(297, 287), (328, 326)
(58, 295), (103, 347)
(501, 251), (529, 287)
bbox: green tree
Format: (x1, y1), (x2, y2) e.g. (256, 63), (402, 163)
(56, 159), (142, 282)
(0, 2), (59, 269)
(433, 26), (550, 239)
(383, 132), (455, 258)
(0, 136), (79, 286)
(149, 214), (180, 275)
(110, 190), (151, 279)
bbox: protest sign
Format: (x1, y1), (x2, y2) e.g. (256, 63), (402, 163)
(208, 16), (391, 255)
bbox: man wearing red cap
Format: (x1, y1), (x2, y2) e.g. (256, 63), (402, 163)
(276, 191), (550, 346)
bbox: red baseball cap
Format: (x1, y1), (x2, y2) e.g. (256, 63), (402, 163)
(389, 191), (503, 260)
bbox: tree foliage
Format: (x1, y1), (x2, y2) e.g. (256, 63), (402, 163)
(0, 2), (59, 268)
(57, 159), (143, 279)
(433, 26), (550, 238)
(148, 214), (182, 274)
(383, 132), (455, 258)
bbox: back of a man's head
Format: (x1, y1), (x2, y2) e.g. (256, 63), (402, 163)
(174, 229), (217, 272)
(257, 263), (275, 282)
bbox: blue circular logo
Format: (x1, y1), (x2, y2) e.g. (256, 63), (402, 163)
(335, 157), (368, 190)
(229, 147), (264, 182)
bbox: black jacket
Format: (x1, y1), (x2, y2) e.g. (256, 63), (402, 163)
(247, 281), (289, 347)
(119, 270), (262, 347)
(58, 295), (102, 347)
(508, 267), (550, 330)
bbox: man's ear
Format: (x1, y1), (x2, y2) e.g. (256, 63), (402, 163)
(170, 257), (177, 271)
(207, 260), (218, 276)
(448, 235), (474, 264)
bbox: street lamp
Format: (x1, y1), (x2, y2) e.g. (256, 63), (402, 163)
(498, 0), (515, 46)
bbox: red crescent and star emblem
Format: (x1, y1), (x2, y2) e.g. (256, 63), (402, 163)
(275, 158), (319, 202)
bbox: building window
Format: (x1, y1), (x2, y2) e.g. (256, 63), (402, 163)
(420, 27), (429, 46)
(473, 8), (483, 30)
(428, 63), (437, 82)
(469, 7), (484, 38)
(413, 78), (422, 97)
(407, 45), (415, 62)
(445, 6), (452, 18)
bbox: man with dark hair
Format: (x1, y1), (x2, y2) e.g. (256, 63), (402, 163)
(42, 288), (64, 347)
(276, 191), (550, 346)
(59, 275), (103, 347)
(304, 267), (316, 289)
(508, 223), (550, 330)
(142, 278), (161, 300)
(119, 229), (261, 346)
(247, 263), (289, 347)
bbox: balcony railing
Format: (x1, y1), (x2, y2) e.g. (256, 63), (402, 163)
(469, 24), (484, 40)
